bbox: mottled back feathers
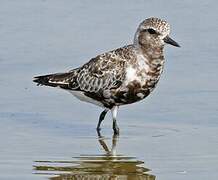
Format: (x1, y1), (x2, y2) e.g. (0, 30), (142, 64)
(34, 45), (134, 93)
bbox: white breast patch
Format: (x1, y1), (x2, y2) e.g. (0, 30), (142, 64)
(126, 66), (137, 83)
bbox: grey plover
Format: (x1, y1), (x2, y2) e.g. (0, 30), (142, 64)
(33, 17), (180, 135)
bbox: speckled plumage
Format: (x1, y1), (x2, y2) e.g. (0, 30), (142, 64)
(33, 17), (180, 134)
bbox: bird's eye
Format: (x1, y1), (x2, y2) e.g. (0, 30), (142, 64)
(147, 28), (156, 34)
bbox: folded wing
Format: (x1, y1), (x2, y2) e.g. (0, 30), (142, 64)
(33, 49), (128, 93)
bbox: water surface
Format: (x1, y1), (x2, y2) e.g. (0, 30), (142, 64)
(34, 135), (155, 179)
(0, 0), (218, 180)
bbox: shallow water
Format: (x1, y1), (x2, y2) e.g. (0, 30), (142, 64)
(33, 134), (155, 180)
(0, 0), (218, 179)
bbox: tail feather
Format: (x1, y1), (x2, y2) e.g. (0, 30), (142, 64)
(33, 74), (56, 87)
(33, 72), (73, 88)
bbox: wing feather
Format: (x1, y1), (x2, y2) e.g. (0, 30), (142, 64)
(75, 51), (127, 93)
(33, 45), (135, 96)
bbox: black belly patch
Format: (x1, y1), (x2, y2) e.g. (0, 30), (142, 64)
(114, 80), (150, 104)
(83, 80), (151, 108)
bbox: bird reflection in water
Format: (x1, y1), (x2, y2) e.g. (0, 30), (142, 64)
(33, 133), (155, 180)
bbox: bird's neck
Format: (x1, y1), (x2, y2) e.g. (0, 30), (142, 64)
(134, 44), (165, 90)
(137, 43), (164, 61)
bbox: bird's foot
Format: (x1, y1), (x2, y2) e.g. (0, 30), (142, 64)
(113, 124), (120, 135)
(96, 126), (101, 131)
(113, 127), (120, 135)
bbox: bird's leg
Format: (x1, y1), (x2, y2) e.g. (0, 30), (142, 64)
(111, 106), (120, 135)
(97, 130), (119, 156)
(96, 109), (108, 133)
(111, 133), (119, 155)
(97, 135), (110, 154)
(113, 120), (119, 135)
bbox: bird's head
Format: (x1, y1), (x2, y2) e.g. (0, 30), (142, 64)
(134, 17), (180, 48)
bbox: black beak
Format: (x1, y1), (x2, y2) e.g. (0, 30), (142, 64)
(163, 35), (180, 47)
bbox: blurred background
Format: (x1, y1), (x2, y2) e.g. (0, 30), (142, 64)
(0, 0), (217, 179)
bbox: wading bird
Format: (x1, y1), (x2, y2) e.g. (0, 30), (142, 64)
(33, 17), (180, 135)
